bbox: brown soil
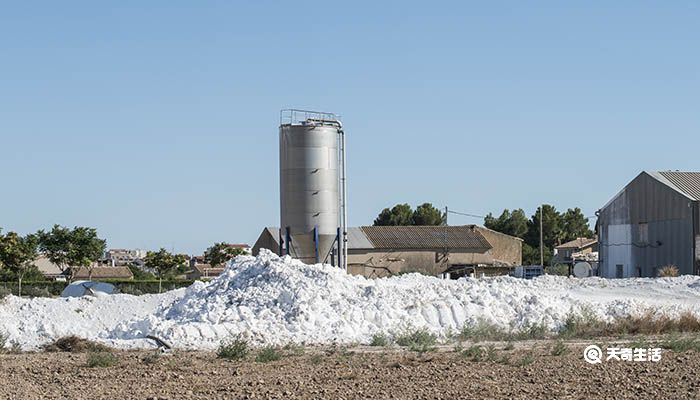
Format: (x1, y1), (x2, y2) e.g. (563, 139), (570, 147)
(1, 341), (699, 399)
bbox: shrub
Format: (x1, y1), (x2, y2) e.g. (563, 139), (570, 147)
(369, 333), (390, 347)
(497, 354), (510, 365)
(0, 331), (8, 352)
(658, 265), (679, 277)
(44, 336), (109, 353)
(545, 263), (569, 276)
(550, 340), (570, 356)
(460, 319), (549, 342)
(255, 346), (283, 363)
(0, 287), (11, 300)
(8, 341), (21, 353)
(142, 352), (161, 365)
(86, 352), (118, 368)
(0, 332), (19, 354)
(486, 344), (498, 362)
(282, 342), (305, 356)
(394, 328), (437, 353)
(515, 351), (535, 367)
(309, 354), (323, 365)
(558, 308), (607, 338)
(118, 285), (144, 296)
(217, 335), (249, 360)
(461, 345), (483, 361)
(661, 336), (700, 353)
(23, 286), (52, 298)
(460, 319), (508, 342)
(515, 323), (549, 340)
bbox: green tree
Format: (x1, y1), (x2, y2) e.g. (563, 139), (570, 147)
(204, 243), (245, 267)
(127, 265), (156, 280)
(144, 248), (188, 292)
(0, 231), (40, 296)
(521, 243), (543, 266)
(412, 203), (446, 226)
(36, 225), (107, 282)
(373, 203), (414, 226)
(561, 208), (594, 242)
(483, 209), (528, 239)
(524, 205), (563, 266)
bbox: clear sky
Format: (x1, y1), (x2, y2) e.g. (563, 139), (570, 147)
(1, 1), (698, 254)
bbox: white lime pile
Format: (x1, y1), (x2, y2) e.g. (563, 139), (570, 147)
(2, 249), (700, 350)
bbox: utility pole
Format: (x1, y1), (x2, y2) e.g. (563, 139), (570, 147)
(444, 206), (449, 269)
(539, 204), (544, 266)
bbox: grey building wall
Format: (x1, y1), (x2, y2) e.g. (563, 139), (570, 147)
(252, 228), (281, 257)
(347, 249), (507, 278)
(598, 172), (698, 277)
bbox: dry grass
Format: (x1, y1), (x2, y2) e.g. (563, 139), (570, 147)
(658, 265), (679, 277)
(43, 336), (110, 353)
(460, 319), (549, 342)
(560, 310), (700, 338)
(394, 328), (437, 353)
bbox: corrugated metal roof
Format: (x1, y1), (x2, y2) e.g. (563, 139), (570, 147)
(654, 171), (700, 201)
(359, 225), (492, 251)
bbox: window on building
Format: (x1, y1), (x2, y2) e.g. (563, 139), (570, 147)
(616, 264), (624, 279)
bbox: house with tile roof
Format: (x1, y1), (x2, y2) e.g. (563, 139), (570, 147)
(553, 237), (598, 265)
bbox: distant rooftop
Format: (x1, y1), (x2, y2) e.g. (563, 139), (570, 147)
(556, 237), (597, 250)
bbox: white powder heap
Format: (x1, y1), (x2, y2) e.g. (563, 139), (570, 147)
(2, 249), (700, 350)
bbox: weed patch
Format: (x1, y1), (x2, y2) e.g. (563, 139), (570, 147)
(394, 328), (437, 353)
(460, 319), (548, 342)
(309, 354), (324, 365)
(255, 346), (283, 363)
(86, 352), (118, 368)
(217, 335), (249, 361)
(461, 345), (484, 361)
(515, 351), (535, 367)
(550, 340), (570, 356)
(660, 336), (700, 353)
(142, 352), (161, 365)
(370, 333), (390, 347)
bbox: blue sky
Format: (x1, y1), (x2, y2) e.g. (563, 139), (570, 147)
(1, 1), (698, 254)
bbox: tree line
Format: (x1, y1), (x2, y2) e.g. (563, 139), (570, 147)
(483, 206), (593, 265)
(373, 203), (446, 226)
(0, 225), (247, 295)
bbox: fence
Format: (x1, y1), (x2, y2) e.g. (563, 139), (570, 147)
(0, 280), (196, 297)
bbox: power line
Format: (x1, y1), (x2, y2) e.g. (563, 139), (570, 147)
(446, 209), (485, 219)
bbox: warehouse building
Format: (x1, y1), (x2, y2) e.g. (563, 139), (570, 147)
(253, 225), (522, 278)
(597, 171), (700, 278)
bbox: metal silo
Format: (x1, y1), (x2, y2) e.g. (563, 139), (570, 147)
(279, 109), (347, 268)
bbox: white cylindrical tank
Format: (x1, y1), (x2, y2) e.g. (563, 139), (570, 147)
(279, 113), (340, 264)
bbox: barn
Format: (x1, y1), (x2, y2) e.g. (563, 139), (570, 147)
(597, 171), (700, 278)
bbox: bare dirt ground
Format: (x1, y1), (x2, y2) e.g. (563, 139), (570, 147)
(1, 341), (699, 400)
